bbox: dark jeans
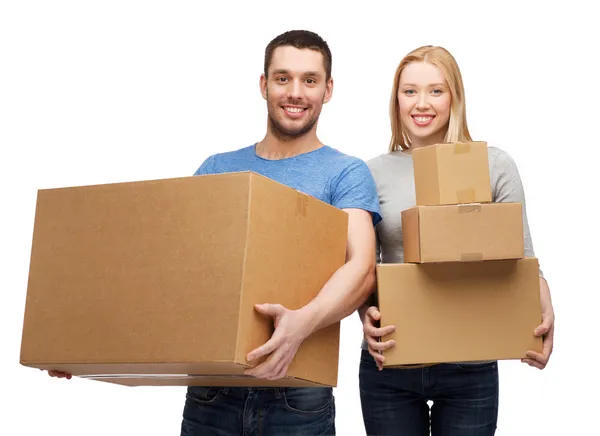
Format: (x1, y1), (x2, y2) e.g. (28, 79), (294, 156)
(180, 386), (335, 436)
(359, 350), (499, 436)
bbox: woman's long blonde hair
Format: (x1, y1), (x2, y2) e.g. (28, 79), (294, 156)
(388, 45), (472, 152)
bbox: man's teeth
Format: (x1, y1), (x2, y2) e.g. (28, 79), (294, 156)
(286, 107), (304, 113)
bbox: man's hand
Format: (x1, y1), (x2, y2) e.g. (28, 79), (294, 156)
(522, 277), (554, 370)
(362, 306), (396, 371)
(244, 303), (315, 380)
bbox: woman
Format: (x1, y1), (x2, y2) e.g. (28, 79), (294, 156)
(359, 45), (555, 436)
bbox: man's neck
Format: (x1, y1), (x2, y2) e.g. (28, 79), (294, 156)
(256, 131), (324, 160)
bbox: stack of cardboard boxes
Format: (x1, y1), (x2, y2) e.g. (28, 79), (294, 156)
(377, 141), (543, 366)
(20, 172), (347, 387)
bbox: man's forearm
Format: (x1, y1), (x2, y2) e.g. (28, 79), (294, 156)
(300, 258), (376, 336)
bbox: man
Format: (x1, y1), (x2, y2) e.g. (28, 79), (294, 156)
(48, 29), (381, 435)
(180, 30), (381, 435)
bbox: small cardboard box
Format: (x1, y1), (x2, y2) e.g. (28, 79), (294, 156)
(20, 172), (348, 387)
(377, 258), (542, 366)
(412, 141), (492, 206)
(402, 203), (524, 263)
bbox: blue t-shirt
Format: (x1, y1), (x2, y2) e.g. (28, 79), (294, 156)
(194, 144), (382, 226)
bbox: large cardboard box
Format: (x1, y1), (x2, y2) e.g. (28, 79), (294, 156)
(20, 172), (348, 387)
(402, 203), (524, 263)
(377, 258), (542, 366)
(413, 141), (492, 206)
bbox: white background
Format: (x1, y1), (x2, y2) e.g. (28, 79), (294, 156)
(1, 1), (597, 434)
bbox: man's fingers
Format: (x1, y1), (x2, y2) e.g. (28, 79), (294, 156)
(366, 306), (381, 321)
(254, 303), (283, 315)
(246, 335), (281, 362)
(267, 357), (291, 380)
(246, 342), (292, 379)
(266, 352), (289, 380)
(245, 359), (272, 378)
(248, 352), (290, 380)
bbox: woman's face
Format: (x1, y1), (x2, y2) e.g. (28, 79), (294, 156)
(397, 61), (452, 148)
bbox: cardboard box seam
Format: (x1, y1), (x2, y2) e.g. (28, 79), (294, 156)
(234, 173), (254, 367)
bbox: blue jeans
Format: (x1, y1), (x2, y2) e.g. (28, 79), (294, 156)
(180, 386), (335, 435)
(359, 350), (498, 436)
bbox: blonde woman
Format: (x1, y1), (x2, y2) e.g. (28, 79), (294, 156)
(359, 46), (555, 435)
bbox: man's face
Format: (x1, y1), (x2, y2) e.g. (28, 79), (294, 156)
(261, 46), (333, 139)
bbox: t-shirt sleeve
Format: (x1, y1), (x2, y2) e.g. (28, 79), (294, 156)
(490, 148), (544, 279)
(193, 155), (216, 176)
(330, 159), (382, 226)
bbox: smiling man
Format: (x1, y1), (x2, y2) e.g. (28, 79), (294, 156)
(179, 30), (382, 436)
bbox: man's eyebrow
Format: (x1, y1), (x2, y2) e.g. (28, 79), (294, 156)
(271, 69), (323, 77)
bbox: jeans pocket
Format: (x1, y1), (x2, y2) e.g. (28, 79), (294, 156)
(186, 386), (224, 405)
(282, 387), (333, 415)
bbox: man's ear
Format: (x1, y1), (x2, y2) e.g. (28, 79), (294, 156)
(260, 74), (268, 100)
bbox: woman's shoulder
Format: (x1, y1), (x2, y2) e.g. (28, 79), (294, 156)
(367, 150), (412, 171)
(486, 143), (518, 171)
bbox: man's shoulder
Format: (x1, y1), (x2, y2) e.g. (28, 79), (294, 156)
(319, 146), (371, 171)
(194, 145), (255, 175)
(318, 147), (378, 191)
(208, 144), (255, 162)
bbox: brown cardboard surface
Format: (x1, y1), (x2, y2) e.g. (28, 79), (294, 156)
(235, 175), (344, 384)
(412, 141), (492, 206)
(377, 258), (543, 366)
(85, 375), (328, 388)
(20, 172), (348, 387)
(402, 203), (524, 263)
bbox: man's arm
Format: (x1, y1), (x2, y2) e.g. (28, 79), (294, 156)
(244, 208), (376, 380)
